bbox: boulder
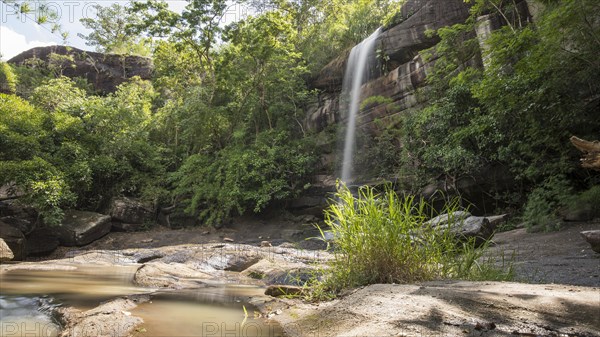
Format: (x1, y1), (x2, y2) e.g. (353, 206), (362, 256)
(580, 230), (600, 253)
(427, 212), (497, 246)
(55, 210), (111, 246)
(242, 259), (315, 286)
(0, 183), (25, 200)
(0, 199), (36, 219)
(0, 238), (14, 261)
(26, 227), (59, 256)
(133, 262), (212, 288)
(0, 220), (26, 260)
(0, 216), (35, 235)
(57, 296), (147, 337)
(110, 197), (153, 225)
(426, 211), (472, 227)
(8, 45), (153, 95)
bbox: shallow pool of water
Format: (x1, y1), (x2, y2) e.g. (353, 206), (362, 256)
(133, 288), (284, 337)
(0, 264), (283, 337)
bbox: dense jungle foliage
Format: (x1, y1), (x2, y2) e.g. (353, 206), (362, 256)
(0, 0), (598, 229)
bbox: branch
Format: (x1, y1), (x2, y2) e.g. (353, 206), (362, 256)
(570, 136), (600, 171)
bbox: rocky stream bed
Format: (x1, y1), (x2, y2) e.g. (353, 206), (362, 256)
(0, 219), (599, 337)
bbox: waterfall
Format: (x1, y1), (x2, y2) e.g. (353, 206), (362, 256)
(340, 28), (381, 183)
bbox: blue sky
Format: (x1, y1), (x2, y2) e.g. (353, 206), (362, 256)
(0, 1), (253, 60)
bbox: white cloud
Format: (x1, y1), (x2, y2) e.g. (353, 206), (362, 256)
(0, 25), (54, 61)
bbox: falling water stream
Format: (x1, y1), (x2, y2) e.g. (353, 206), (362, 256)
(340, 28), (382, 183)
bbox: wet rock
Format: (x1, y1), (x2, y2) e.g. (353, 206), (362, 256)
(134, 262), (212, 288)
(26, 227), (59, 256)
(57, 296), (148, 337)
(110, 197), (153, 226)
(0, 220), (26, 260)
(55, 210), (111, 246)
(265, 285), (305, 297)
(580, 230), (600, 253)
(0, 238), (14, 261)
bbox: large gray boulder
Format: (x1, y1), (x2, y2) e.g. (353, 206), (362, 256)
(55, 210), (111, 246)
(580, 230), (600, 253)
(0, 220), (26, 260)
(0, 238), (14, 261)
(26, 227), (59, 256)
(1, 216), (35, 235)
(426, 212), (498, 246)
(110, 197), (153, 232)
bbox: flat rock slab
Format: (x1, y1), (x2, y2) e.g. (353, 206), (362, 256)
(268, 282), (600, 337)
(55, 210), (111, 246)
(57, 296), (149, 337)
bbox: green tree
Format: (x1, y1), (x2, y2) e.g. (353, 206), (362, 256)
(0, 94), (75, 225)
(78, 3), (151, 56)
(164, 11), (317, 225)
(0, 62), (17, 94)
(129, 0), (229, 74)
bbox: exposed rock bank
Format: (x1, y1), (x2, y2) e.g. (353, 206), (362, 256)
(8, 45), (153, 94)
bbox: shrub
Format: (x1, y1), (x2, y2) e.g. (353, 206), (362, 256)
(309, 183), (513, 299)
(172, 128), (317, 226)
(563, 185), (600, 221)
(522, 175), (573, 232)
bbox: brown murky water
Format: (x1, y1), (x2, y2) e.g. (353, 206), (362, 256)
(133, 288), (284, 337)
(0, 264), (283, 337)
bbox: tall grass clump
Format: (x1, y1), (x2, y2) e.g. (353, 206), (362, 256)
(309, 183), (513, 299)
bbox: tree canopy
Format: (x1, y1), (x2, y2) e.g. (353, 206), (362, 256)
(1, 0), (598, 229)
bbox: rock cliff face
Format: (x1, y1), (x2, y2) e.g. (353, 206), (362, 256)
(8, 45), (153, 94)
(306, 0), (472, 134)
(301, 0), (533, 214)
